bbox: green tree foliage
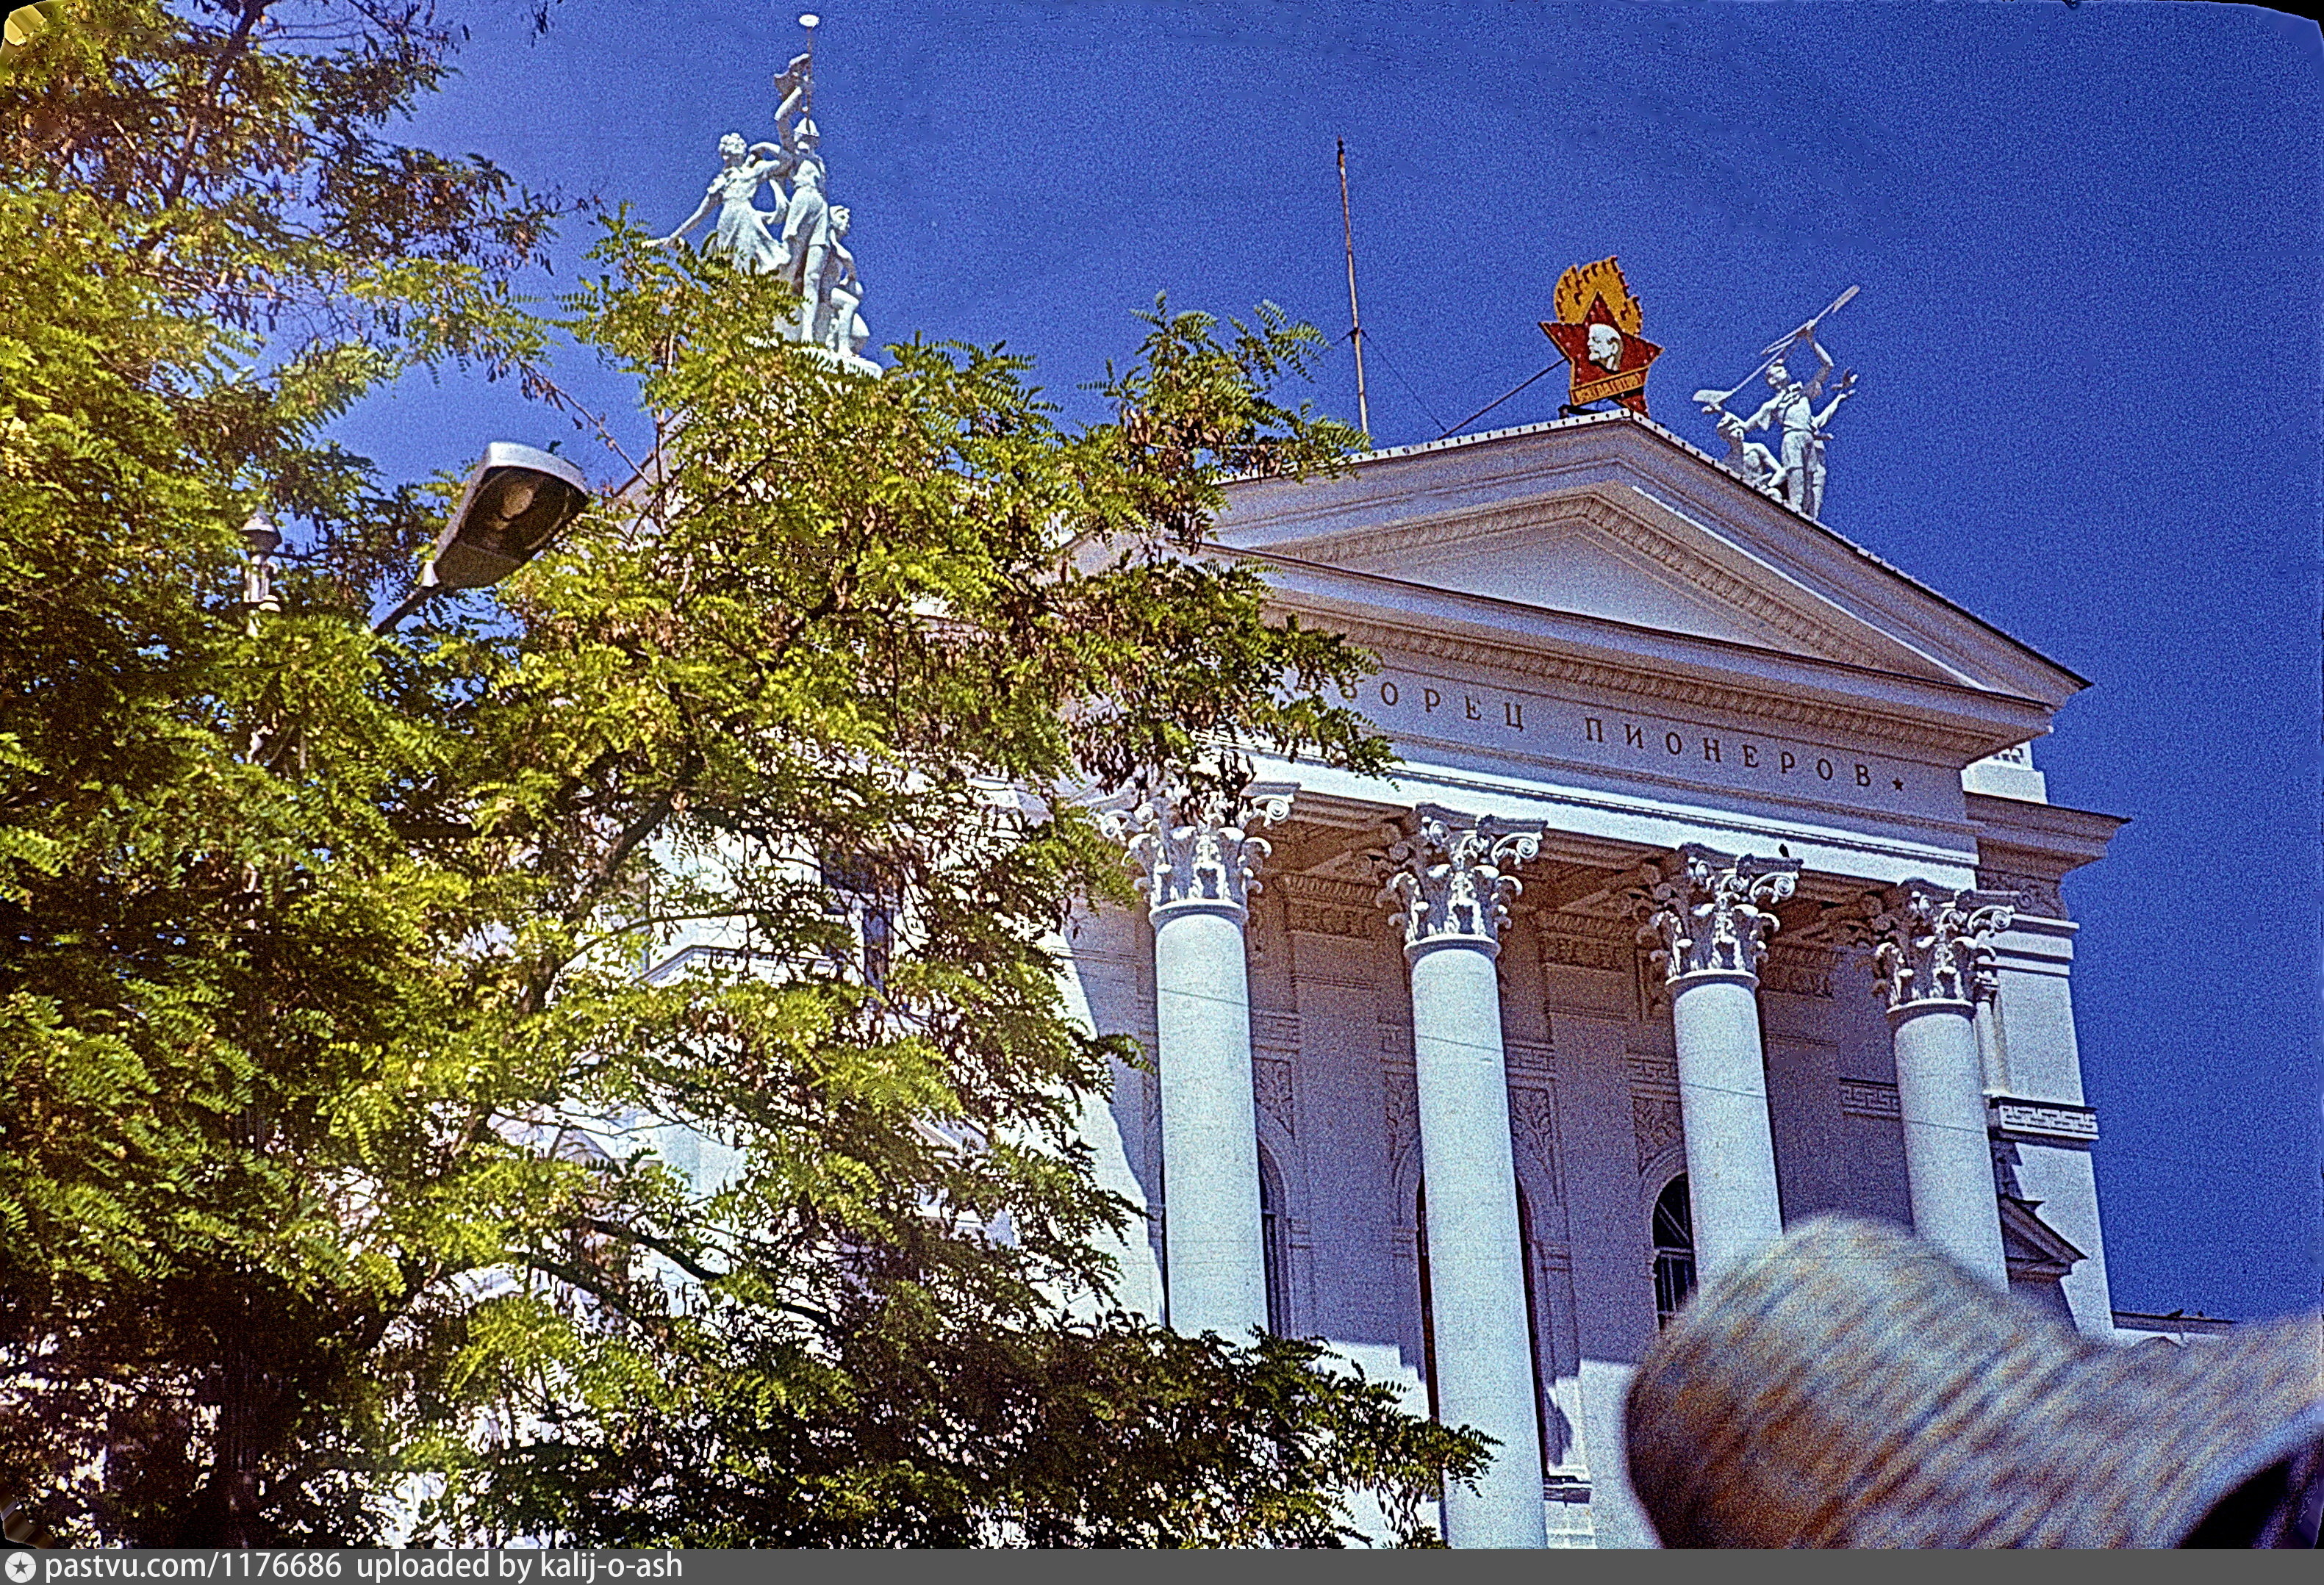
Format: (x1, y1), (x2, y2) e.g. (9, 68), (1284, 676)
(0, 1), (1485, 1548)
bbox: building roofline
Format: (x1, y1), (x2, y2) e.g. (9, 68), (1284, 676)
(1257, 409), (2090, 696)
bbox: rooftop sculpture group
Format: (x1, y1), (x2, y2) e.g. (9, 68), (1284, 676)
(658, 14), (877, 376)
(1693, 286), (1860, 519)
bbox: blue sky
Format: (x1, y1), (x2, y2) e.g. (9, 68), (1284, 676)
(340, 0), (2323, 1320)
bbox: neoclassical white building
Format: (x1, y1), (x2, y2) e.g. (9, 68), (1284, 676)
(1060, 411), (2123, 1548)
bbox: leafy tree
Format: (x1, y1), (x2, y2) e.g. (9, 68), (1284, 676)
(0, 0), (1483, 1548)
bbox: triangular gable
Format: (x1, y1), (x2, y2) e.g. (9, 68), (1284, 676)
(1238, 484), (1905, 672)
(1214, 412), (2086, 710)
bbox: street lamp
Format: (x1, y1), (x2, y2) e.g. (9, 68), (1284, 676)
(373, 443), (592, 633)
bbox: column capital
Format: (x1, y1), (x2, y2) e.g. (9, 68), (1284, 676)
(1866, 881), (2019, 1015)
(1374, 804), (1543, 960)
(1106, 782), (1294, 923)
(1634, 843), (1801, 989)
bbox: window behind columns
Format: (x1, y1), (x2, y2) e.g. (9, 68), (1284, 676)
(1652, 1174), (1698, 1328)
(1257, 1143), (1289, 1336)
(1416, 1181), (1439, 1422)
(1416, 1179), (1551, 1470)
(818, 849), (893, 987)
(1516, 1184), (1550, 1473)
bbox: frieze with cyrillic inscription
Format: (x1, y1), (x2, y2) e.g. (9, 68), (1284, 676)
(1349, 669), (1929, 809)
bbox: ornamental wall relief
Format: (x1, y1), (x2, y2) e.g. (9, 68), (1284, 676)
(1254, 1055), (1296, 1140)
(1383, 1063), (1421, 1191)
(1508, 1084), (1561, 1197)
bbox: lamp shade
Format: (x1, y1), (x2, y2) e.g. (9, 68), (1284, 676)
(424, 443), (591, 591)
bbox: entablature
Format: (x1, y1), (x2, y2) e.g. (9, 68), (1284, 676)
(1240, 550), (2054, 780)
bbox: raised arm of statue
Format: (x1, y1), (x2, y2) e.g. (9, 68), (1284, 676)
(775, 51), (811, 101)
(1812, 372), (1857, 431)
(659, 183), (720, 246)
(1800, 337), (1837, 399)
(774, 51), (814, 137)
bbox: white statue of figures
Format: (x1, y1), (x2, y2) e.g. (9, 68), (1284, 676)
(656, 133), (789, 276)
(1734, 342), (1854, 518)
(1715, 410), (1783, 493)
(770, 116), (834, 343)
(817, 205), (869, 359)
(1696, 287), (1861, 520)
(653, 18), (876, 374)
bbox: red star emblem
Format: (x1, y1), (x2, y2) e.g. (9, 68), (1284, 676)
(1541, 293), (1664, 414)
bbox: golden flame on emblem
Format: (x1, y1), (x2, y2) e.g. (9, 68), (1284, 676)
(1553, 256), (1643, 334)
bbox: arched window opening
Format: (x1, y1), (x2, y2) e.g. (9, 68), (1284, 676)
(1415, 1177), (1549, 1465)
(1416, 1181), (1439, 1421)
(1652, 1174), (1697, 1329)
(1257, 1145), (1291, 1336)
(1516, 1183), (1551, 1473)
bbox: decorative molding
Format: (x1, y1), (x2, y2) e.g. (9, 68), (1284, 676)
(1285, 900), (1378, 939)
(1634, 844), (1800, 987)
(1505, 1039), (1554, 1075)
(1628, 1053), (1679, 1098)
(1568, 492), (1863, 662)
(1106, 783), (1294, 922)
(1976, 866), (2066, 921)
(1376, 805), (1543, 957)
(1254, 1054), (1296, 1139)
(1532, 1241), (1575, 1273)
(1278, 872), (1378, 907)
(1990, 1098), (2099, 1143)
(1510, 1084), (1560, 1192)
(1839, 1079), (1901, 1120)
(1538, 926), (1635, 974)
(1325, 615), (2012, 761)
(1250, 1010), (1302, 1053)
(1632, 1093), (1685, 1171)
(1866, 882), (2018, 1010)
(1280, 871), (1382, 940)
(1296, 968), (1382, 993)
(1760, 942), (1838, 999)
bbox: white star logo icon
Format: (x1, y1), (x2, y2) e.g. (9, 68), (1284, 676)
(7, 1551), (35, 1584)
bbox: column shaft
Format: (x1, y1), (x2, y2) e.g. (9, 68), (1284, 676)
(1408, 941), (1546, 1550)
(1891, 1003), (2009, 1285)
(1869, 883), (2018, 1290)
(1379, 805), (1547, 1550)
(1111, 783), (1292, 1340)
(1668, 974), (1785, 1281)
(1152, 905), (1269, 1334)
(1638, 845), (1800, 1287)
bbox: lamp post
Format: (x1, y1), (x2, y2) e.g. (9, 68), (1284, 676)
(371, 442), (592, 633)
(243, 444), (589, 772)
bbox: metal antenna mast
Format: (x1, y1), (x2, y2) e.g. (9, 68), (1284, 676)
(1337, 138), (1371, 441)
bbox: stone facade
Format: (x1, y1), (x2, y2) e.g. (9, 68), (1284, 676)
(1060, 411), (2126, 1548)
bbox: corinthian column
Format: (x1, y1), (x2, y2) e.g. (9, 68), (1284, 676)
(1637, 844), (1800, 1284)
(1868, 883), (2018, 1287)
(1114, 783), (1292, 1338)
(1377, 805), (1546, 1550)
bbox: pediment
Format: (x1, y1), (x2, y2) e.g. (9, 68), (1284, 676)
(1213, 414), (2087, 710)
(1264, 486), (1904, 669)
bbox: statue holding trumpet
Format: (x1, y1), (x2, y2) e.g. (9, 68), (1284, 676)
(1695, 286), (1860, 520)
